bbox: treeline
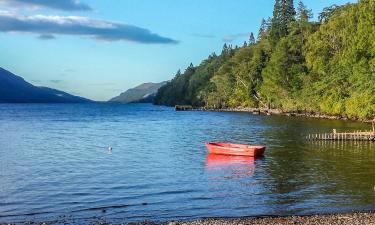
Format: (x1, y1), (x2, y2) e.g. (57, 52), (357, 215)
(155, 0), (375, 120)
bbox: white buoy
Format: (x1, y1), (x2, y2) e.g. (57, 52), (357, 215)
(108, 146), (112, 151)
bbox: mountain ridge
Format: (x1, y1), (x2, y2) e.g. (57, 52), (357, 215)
(0, 67), (91, 103)
(109, 81), (167, 103)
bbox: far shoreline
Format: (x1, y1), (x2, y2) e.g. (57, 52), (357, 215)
(173, 105), (375, 124)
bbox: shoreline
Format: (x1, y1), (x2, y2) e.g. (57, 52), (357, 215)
(2, 211), (375, 225)
(177, 106), (375, 123)
(160, 212), (375, 225)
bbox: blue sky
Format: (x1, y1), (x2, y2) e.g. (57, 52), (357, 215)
(0, 0), (355, 101)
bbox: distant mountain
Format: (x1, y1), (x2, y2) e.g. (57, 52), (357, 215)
(0, 67), (91, 103)
(109, 82), (167, 103)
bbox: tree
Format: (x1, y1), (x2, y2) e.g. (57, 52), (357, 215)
(305, 0), (375, 118)
(249, 32), (256, 45)
(222, 43), (229, 55)
(318, 4), (342, 23)
(269, 0), (282, 44)
(270, 0), (296, 45)
(297, 0), (312, 22)
(284, 0), (296, 23)
(257, 18), (267, 41)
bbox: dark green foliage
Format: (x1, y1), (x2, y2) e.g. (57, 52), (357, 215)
(154, 55), (223, 106)
(306, 0), (375, 118)
(155, 0), (375, 119)
(269, 0), (296, 46)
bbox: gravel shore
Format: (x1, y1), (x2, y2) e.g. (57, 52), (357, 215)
(158, 212), (375, 225)
(1, 212), (375, 225)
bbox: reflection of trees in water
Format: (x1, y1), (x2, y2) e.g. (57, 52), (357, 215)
(203, 113), (374, 212)
(260, 116), (375, 212)
(306, 141), (375, 205)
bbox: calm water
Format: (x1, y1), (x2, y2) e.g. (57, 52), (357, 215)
(0, 103), (374, 224)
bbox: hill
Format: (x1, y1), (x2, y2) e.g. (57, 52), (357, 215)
(0, 67), (91, 103)
(109, 82), (167, 103)
(155, 0), (375, 120)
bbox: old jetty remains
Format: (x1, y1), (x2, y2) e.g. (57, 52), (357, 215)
(307, 122), (375, 141)
(175, 105), (193, 111)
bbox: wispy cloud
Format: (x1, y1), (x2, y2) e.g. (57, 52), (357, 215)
(0, 11), (178, 44)
(89, 82), (116, 86)
(50, 79), (63, 84)
(223, 33), (250, 43)
(38, 34), (55, 40)
(0, 0), (92, 11)
(192, 33), (215, 38)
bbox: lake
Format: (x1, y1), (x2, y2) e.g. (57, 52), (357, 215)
(0, 103), (374, 224)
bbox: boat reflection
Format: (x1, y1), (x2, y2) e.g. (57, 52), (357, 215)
(205, 154), (259, 179)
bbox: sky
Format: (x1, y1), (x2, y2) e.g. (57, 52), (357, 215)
(0, 0), (356, 101)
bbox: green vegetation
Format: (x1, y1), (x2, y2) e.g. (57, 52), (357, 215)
(155, 0), (375, 120)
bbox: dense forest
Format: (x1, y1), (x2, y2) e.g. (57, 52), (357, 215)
(155, 0), (375, 120)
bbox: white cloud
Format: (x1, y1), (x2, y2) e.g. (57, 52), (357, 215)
(0, 11), (178, 44)
(0, 0), (92, 11)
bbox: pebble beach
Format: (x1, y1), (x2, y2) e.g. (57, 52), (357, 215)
(165, 212), (375, 225)
(3, 212), (374, 225)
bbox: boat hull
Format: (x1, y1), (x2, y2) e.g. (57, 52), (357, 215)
(205, 142), (266, 157)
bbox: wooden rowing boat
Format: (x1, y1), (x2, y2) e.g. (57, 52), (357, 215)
(205, 142), (266, 157)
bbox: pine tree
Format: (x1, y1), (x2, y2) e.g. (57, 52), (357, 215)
(285, 0), (296, 22)
(222, 43), (229, 55)
(266, 17), (272, 29)
(297, 0), (312, 22)
(249, 32), (256, 45)
(257, 18), (267, 41)
(228, 44), (235, 55)
(270, 0), (296, 45)
(243, 41), (248, 48)
(270, 0), (283, 44)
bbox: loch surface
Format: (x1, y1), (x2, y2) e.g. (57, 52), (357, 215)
(0, 103), (374, 224)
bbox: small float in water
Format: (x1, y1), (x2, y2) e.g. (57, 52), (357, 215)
(205, 142), (266, 157)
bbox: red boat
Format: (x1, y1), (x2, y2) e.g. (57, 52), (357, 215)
(205, 142), (266, 157)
